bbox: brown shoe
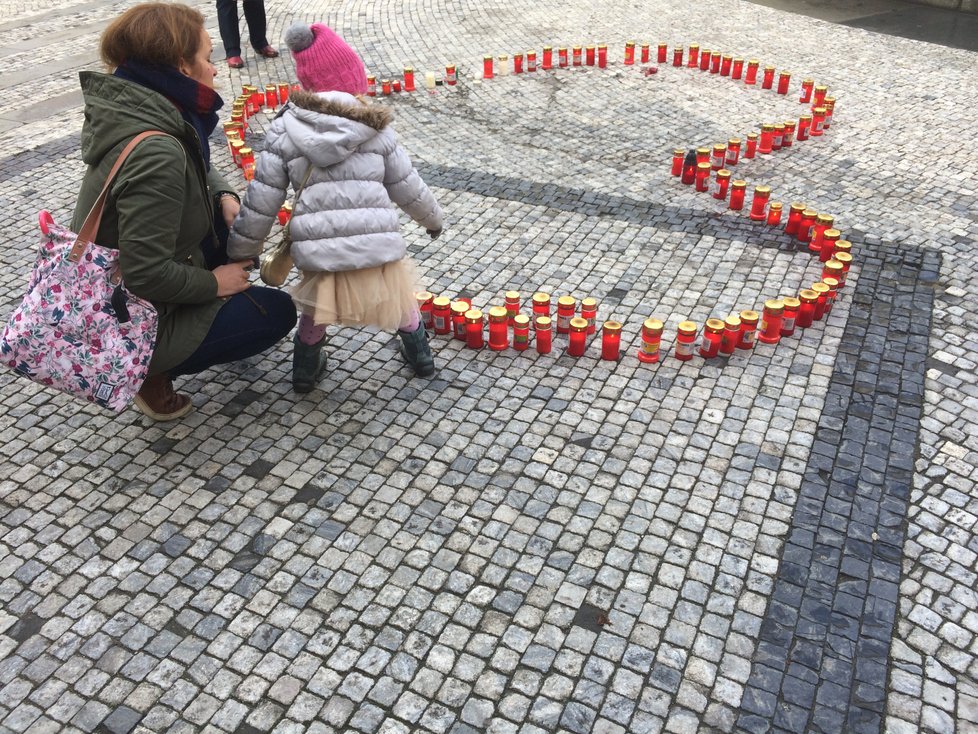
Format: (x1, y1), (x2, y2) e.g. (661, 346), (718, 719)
(257, 45), (279, 58)
(133, 373), (193, 421)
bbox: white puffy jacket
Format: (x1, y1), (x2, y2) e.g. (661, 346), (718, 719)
(228, 90), (443, 272)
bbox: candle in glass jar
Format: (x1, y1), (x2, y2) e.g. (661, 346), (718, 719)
(749, 185), (772, 221)
(625, 41), (636, 65)
(721, 54), (732, 76)
(671, 148), (685, 176)
(822, 277), (839, 314)
(367, 75), (377, 96)
(761, 65), (775, 89)
(772, 124), (784, 151)
(586, 45), (595, 66)
(737, 310), (759, 349)
(675, 321), (698, 361)
(535, 316), (552, 353)
(710, 51), (721, 74)
(403, 67), (416, 92)
(757, 300), (785, 344)
(527, 50), (537, 72)
(416, 291), (434, 330)
(381, 79), (392, 95)
(780, 297), (800, 336)
(558, 47), (569, 67)
(432, 296), (452, 335)
(759, 124), (774, 155)
(809, 213), (834, 253)
(823, 259), (844, 285)
(657, 43), (668, 63)
(465, 309), (484, 348)
(729, 180), (747, 210)
(797, 114), (812, 141)
(767, 202), (783, 226)
(572, 46), (583, 66)
(695, 162), (712, 192)
(744, 133), (758, 159)
(601, 321), (622, 361)
(505, 291), (521, 323)
(580, 297), (598, 334)
(811, 282), (830, 320)
(426, 71), (438, 89)
(834, 252), (853, 286)
(699, 319), (725, 358)
(264, 84), (278, 111)
(532, 292), (551, 326)
(711, 169), (731, 200)
(445, 64), (457, 85)
(482, 56), (493, 80)
(513, 52), (524, 74)
(796, 290), (818, 328)
(800, 78), (814, 103)
(782, 120), (796, 148)
(597, 44), (608, 68)
(824, 98), (836, 129)
(811, 107), (827, 136)
(640, 43), (650, 63)
(745, 59), (759, 84)
(277, 202), (292, 226)
(696, 147), (710, 166)
(567, 317), (588, 357)
(725, 138), (742, 166)
(813, 84), (828, 107)
(392, 80), (402, 93)
(542, 46), (553, 69)
(777, 71), (791, 95)
(797, 209), (818, 243)
(451, 301), (468, 340)
(556, 296), (577, 334)
(681, 150), (697, 184)
(240, 147), (256, 180)
(638, 318), (664, 363)
(513, 314), (531, 351)
(719, 315), (741, 355)
(820, 228), (841, 262)
(687, 43), (699, 68)
(497, 55), (509, 76)
(672, 46), (683, 67)
(488, 306), (510, 350)
(711, 143), (726, 170)
(731, 57), (744, 79)
(699, 48), (711, 72)
(278, 82), (290, 103)
(785, 203), (806, 235)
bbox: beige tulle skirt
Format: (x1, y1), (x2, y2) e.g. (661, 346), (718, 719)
(290, 257), (420, 331)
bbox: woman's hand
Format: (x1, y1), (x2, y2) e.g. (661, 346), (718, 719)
(213, 261), (253, 297)
(220, 194), (241, 229)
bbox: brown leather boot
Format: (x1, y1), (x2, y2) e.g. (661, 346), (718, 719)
(133, 373), (193, 421)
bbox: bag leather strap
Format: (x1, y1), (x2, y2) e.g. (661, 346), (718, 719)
(70, 130), (172, 262)
(284, 164), (315, 241)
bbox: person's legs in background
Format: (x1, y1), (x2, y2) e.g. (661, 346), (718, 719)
(216, 0), (244, 67)
(242, 0), (278, 57)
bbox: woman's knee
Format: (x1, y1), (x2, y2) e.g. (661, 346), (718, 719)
(251, 287), (297, 333)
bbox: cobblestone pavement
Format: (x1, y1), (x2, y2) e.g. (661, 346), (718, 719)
(1, 0), (977, 732)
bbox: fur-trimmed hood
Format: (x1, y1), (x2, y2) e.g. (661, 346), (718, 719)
(280, 90), (392, 168)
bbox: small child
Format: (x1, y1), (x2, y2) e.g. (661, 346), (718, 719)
(228, 22), (443, 392)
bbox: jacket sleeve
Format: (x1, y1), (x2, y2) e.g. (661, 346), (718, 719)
(113, 137), (218, 303)
(381, 127), (443, 231)
(227, 146), (290, 261)
(206, 164), (235, 199)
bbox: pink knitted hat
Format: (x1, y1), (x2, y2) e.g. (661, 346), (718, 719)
(284, 23), (367, 95)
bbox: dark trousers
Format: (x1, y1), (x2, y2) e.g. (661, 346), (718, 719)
(216, 0), (269, 57)
(170, 204), (297, 376)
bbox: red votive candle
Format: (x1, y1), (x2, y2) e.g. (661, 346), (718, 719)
(759, 124), (775, 154)
(820, 229), (841, 262)
(811, 282), (830, 320)
(729, 180), (747, 210)
(767, 202), (783, 226)
(278, 82), (290, 103)
(264, 84), (278, 110)
(532, 292), (551, 327)
(586, 45), (595, 65)
(695, 162), (711, 192)
(797, 209), (818, 243)
(721, 54), (732, 76)
(488, 306), (509, 350)
(823, 277), (839, 314)
(762, 65), (775, 89)
(483, 55), (494, 79)
(505, 290), (521, 323)
(625, 41), (636, 65)
(725, 138), (741, 166)
(381, 79), (392, 95)
(834, 252), (853, 287)
(580, 297), (598, 334)
(782, 120), (796, 148)
(823, 259), (845, 286)
(513, 314), (531, 351)
(719, 315), (741, 355)
(744, 133), (758, 159)
(772, 124), (784, 151)
(711, 169), (731, 200)
(567, 317), (588, 357)
(737, 310), (759, 350)
(657, 43), (668, 63)
(597, 45), (607, 68)
(688, 44), (700, 68)
(671, 148), (685, 176)
(780, 297), (800, 337)
(640, 43), (650, 63)
(797, 290), (818, 328)
(366, 75), (377, 96)
(451, 301), (468, 340)
(813, 84), (828, 107)
(542, 46), (553, 70)
(745, 59), (759, 84)
(673, 46), (684, 67)
(731, 57), (744, 79)
(556, 295), (577, 334)
(535, 316), (552, 353)
(711, 143), (727, 170)
(416, 291), (434, 330)
(403, 67), (416, 92)
(710, 51), (721, 73)
(675, 321), (698, 361)
(276, 202), (291, 226)
(811, 107), (827, 136)
(465, 309), (484, 349)
(797, 115), (811, 141)
(527, 51), (537, 72)
(757, 300), (784, 344)
(777, 71), (791, 95)
(785, 203), (805, 235)
(572, 46), (582, 66)
(601, 321), (622, 361)
(749, 185), (772, 221)
(638, 318), (663, 363)
(558, 47), (568, 67)
(432, 296), (452, 335)
(513, 53), (524, 74)
(699, 319), (725, 358)
(699, 48), (711, 71)
(800, 79), (814, 103)
(810, 214), (835, 253)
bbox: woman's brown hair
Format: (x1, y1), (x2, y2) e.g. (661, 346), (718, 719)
(100, 2), (205, 69)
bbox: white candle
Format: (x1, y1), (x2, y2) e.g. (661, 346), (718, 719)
(424, 71), (436, 89)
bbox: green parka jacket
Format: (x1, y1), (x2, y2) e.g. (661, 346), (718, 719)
(71, 71), (237, 375)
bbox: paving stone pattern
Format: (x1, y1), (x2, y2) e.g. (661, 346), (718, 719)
(0, 1), (977, 733)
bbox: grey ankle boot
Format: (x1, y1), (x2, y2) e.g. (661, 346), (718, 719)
(399, 323), (435, 377)
(292, 334), (327, 393)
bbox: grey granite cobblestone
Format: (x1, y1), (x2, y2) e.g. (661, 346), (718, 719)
(0, 0), (976, 732)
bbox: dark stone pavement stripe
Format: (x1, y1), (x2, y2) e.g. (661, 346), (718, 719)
(735, 244), (940, 734)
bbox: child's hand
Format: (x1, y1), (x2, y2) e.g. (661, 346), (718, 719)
(426, 228), (442, 240)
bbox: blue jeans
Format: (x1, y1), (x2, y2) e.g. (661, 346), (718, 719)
(170, 287), (296, 376)
(216, 0), (269, 57)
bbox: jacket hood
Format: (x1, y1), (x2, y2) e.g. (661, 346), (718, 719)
(78, 71), (194, 164)
(281, 90), (392, 168)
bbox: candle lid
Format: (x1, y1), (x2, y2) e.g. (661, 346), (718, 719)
(451, 301), (469, 314)
(581, 297), (598, 309)
(717, 169), (731, 179)
(834, 240), (852, 252)
(643, 318), (664, 333)
(811, 282), (830, 294)
(731, 180), (748, 189)
(688, 43), (699, 49)
(823, 277), (840, 290)
(415, 291), (433, 302)
(722, 54), (732, 60)
(696, 147), (710, 155)
(724, 315), (741, 329)
(746, 132), (758, 140)
(505, 290), (520, 300)
(782, 297), (801, 308)
(535, 316), (552, 329)
(713, 143), (726, 152)
(754, 185), (771, 195)
(488, 306), (509, 320)
(764, 64), (775, 70)
(823, 228), (841, 240)
(704, 318), (725, 332)
(773, 124), (785, 131)
(747, 58), (759, 65)
(728, 137), (742, 145)
(799, 289), (818, 302)
(697, 162), (712, 171)
(433, 296), (451, 308)
(761, 123), (774, 131)
(835, 252), (853, 264)
(763, 299), (784, 313)
(815, 214), (834, 225)
(813, 106), (828, 114)
(569, 317), (588, 332)
(677, 320), (698, 334)
(465, 308), (483, 321)
(673, 148), (686, 156)
(814, 84), (829, 91)
(514, 314), (530, 327)
(825, 259), (844, 271)
(602, 320), (622, 333)
(780, 70), (791, 76)
(532, 292), (551, 304)
(783, 120), (796, 129)
(558, 295), (577, 307)
(739, 310), (759, 323)
(769, 202), (783, 211)
(281, 202), (292, 212)
(789, 202), (806, 212)
(802, 208), (818, 217)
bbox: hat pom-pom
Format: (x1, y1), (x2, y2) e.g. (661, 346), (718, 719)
(285, 23), (315, 53)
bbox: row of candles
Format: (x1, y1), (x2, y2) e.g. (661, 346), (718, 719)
(222, 82), (300, 179)
(414, 274), (849, 363)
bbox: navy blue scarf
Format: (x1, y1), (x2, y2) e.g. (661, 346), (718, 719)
(114, 61), (223, 169)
